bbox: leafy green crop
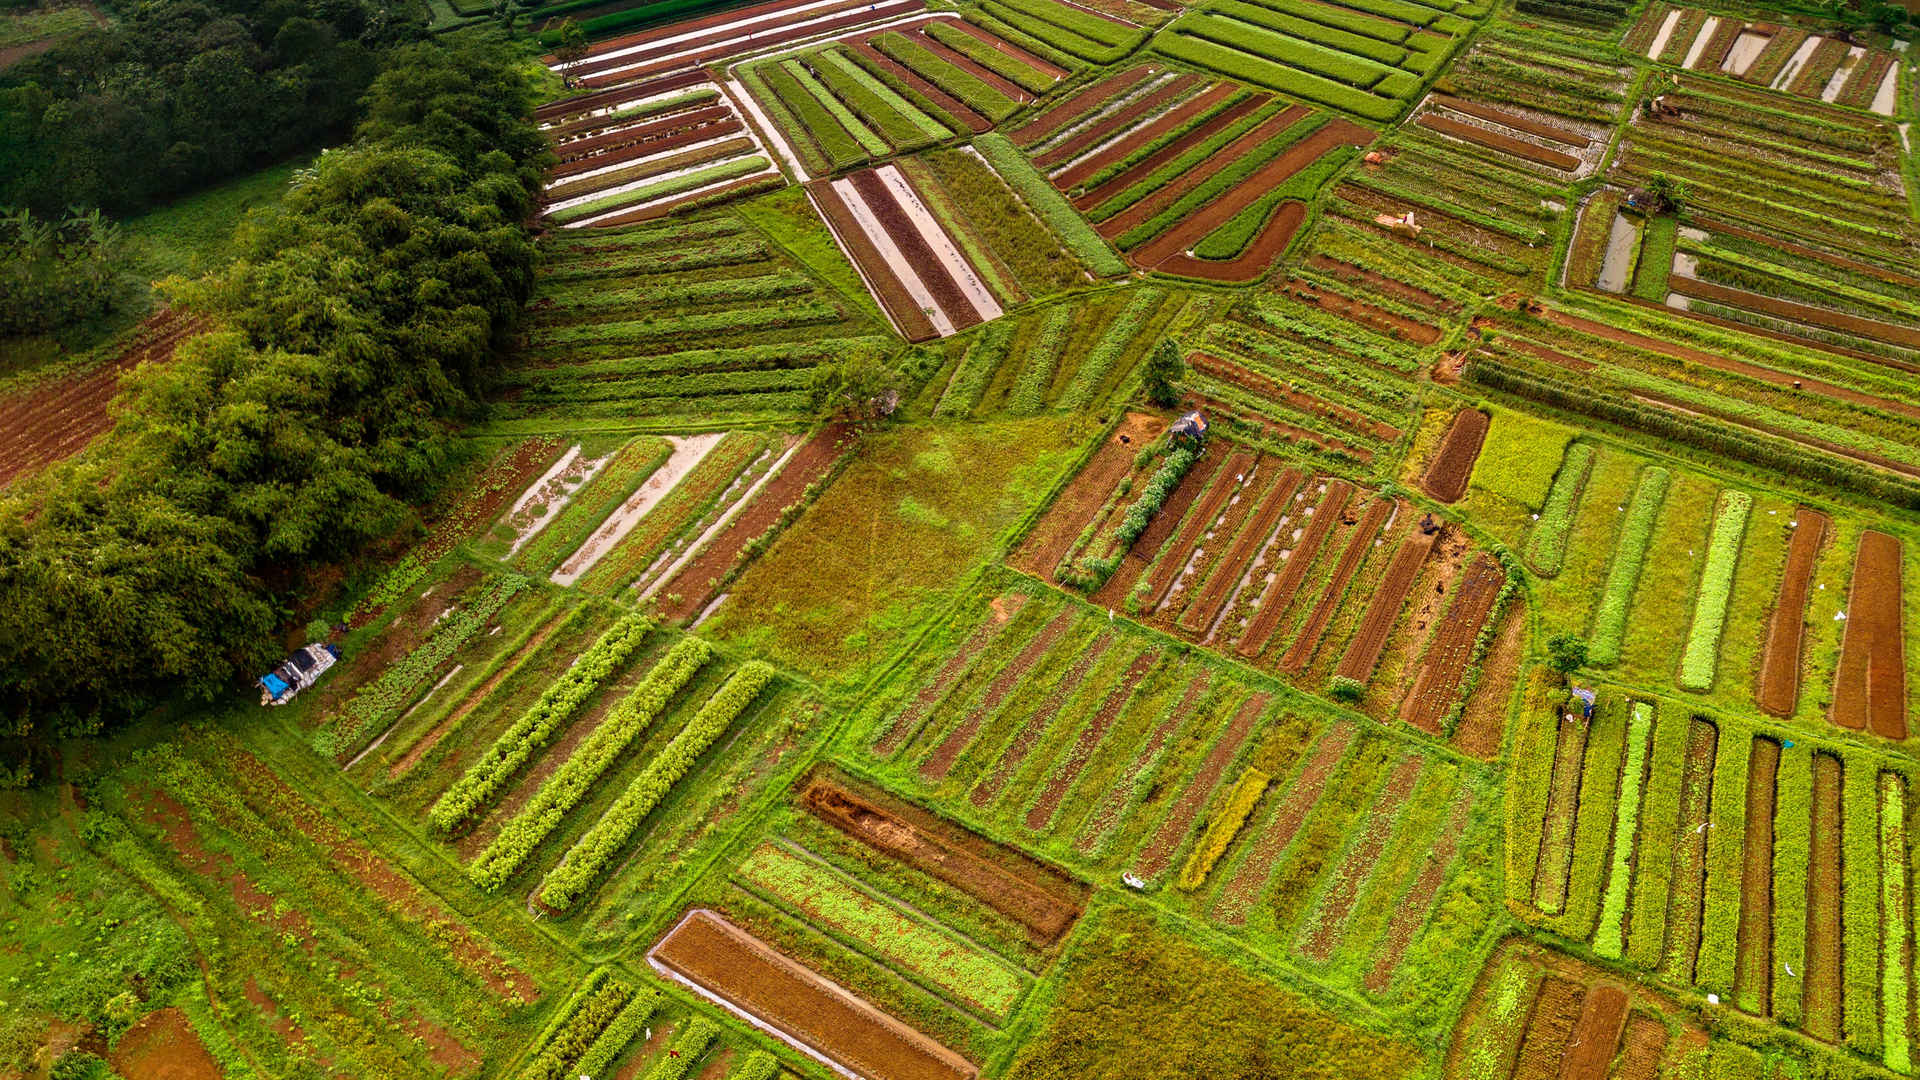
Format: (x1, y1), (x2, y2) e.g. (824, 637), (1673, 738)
(1590, 465), (1670, 665)
(1677, 489), (1751, 690)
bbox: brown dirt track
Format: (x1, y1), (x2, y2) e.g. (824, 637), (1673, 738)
(1235, 479), (1353, 658)
(1280, 497), (1394, 673)
(874, 594), (1024, 756)
(808, 181), (937, 342)
(1023, 649), (1158, 831)
(919, 610), (1074, 782)
(1734, 737), (1779, 1014)
(1336, 527), (1437, 682)
(970, 633), (1111, 808)
(1756, 508), (1830, 717)
(1420, 408), (1490, 502)
(651, 909), (976, 1080)
(1829, 530), (1907, 740)
(1399, 555), (1504, 733)
(1011, 65), (1154, 146)
(0, 308), (203, 489)
(1804, 751), (1843, 1041)
(1297, 752), (1422, 962)
(801, 772), (1085, 944)
(1130, 692), (1271, 882)
(656, 424), (854, 621)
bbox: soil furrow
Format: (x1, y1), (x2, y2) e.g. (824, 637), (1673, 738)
(1336, 525), (1437, 682)
(1829, 529), (1907, 739)
(970, 633), (1112, 809)
(1024, 651), (1159, 832)
(1280, 497), (1394, 673)
(1297, 752), (1423, 962)
(1129, 692), (1272, 882)
(1734, 736), (1780, 1013)
(1756, 508), (1829, 716)
(874, 595), (1025, 756)
(920, 611), (1075, 782)
(1234, 479), (1353, 660)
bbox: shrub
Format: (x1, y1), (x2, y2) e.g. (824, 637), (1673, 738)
(572, 989), (662, 1078)
(428, 613), (653, 834)
(1588, 465), (1671, 665)
(539, 662), (777, 909)
(467, 637), (712, 889)
(1178, 769), (1270, 890)
(973, 133), (1129, 276)
(1676, 489), (1751, 691)
(1327, 675), (1365, 703)
(1060, 439), (1200, 590)
(643, 1018), (719, 1080)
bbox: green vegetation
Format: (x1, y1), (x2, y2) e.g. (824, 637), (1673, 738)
(1589, 465), (1671, 665)
(1677, 490), (1752, 691)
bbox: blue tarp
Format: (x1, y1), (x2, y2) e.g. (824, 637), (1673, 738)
(260, 673), (291, 699)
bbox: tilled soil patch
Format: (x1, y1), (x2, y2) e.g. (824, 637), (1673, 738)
(1336, 526), (1438, 683)
(1136, 449), (1253, 610)
(1053, 82), (1238, 192)
(1280, 497), (1394, 672)
(1089, 443), (1224, 610)
(1234, 479), (1350, 658)
(1024, 650), (1159, 832)
(1420, 408), (1490, 502)
(1612, 1012), (1670, 1080)
(1182, 467), (1303, 638)
(1013, 413), (1167, 580)
(1155, 203), (1309, 283)
(1035, 73), (1206, 170)
(650, 909), (977, 1080)
(1073, 94), (1269, 209)
(1012, 65), (1154, 145)
(1511, 977), (1586, 1080)
(109, 1006), (222, 1080)
(1453, 592), (1526, 759)
(1399, 554), (1505, 733)
(847, 168), (981, 328)
(809, 180), (939, 342)
(920, 610), (1075, 782)
(1129, 692), (1272, 883)
(1428, 94), (1591, 147)
(875, 594), (1026, 757)
(1829, 529), (1907, 739)
(801, 771), (1086, 944)
(1296, 753), (1423, 962)
(1556, 983), (1629, 1080)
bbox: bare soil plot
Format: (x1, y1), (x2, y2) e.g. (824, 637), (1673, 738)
(1399, 555), (1505, 734)
(1235, 479), (1352, 659)
(108, 1007), (222, 1080)
(1756, 508), (1829, 716)
(1024, 650), (1159, 831)
(1420, 408), (1490, 502)
(1426, 94), (1590, 148)
(1279, 497), (1394, 673)
(808, 179), (938, 341)
(1828, 530), (1907, 740)
(1134, 448), (1254, 609)
(1557, 984), (1629, 1080)
(800, 770), (1087, 945)
(874, 594), (1026, 756)
(650, 909), (977, 1080)
(1155, 203), (1310, 283)
(1804, 752), (1843, 1041)
(1336, 527), (1438, 682)
(1734, 737), (1779, 1013)
(1129, 692), (1271, 882)
(1181, 467), (1304, 638)
(1613, 1013), (1669, 1080)
(1013, 413), (1168, 580)
(1511, 977), (1585, 1080)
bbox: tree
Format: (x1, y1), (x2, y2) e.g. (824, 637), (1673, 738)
(809, 352), (901, 420)
(554, 18), (588, 84)
(1546, 633), (1589, 682)
(1642, 172), (1688, 215)
(1140, 337), (1185, 408)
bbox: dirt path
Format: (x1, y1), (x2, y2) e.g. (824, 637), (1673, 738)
(875, 595), (1024, 756)
(1421, 408), (1490, 502)
(1757, 508), (1829, 716)
(1129, 692), (1271, 883)
(1662, 719), (1719, 984)
(1734, 737), (1779, 1013)
(1804, 752), (1844, 1041)
(920, 611), (1073, 782)
(1829, 530), (1907, 739)
(552, 432), (725, 585)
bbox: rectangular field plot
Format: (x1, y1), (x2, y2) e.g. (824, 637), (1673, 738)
(1149, 0), (1491, 123)
(1505, 689), (1920, 1069)
(1624, 5), (1902, 115)
(1438, 21), (1634, 124)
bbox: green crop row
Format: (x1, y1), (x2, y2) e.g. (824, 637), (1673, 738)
(1677, 489), (1751, 691)
(539, 239), (771, 284)
(523, 971), (635, 1080)
(1589, 465), (1671, 665)
(926, 21), (1054, 93)
(1522, 443), (1594, 577)
(1880, 773), (1910, 1073)
(729, 1051), (780, 1080)
(530, 301), (846, 350)
(538, 271), (814, 317)
(1086, 99), (1279, 222)
(1058, 288), (1163, 410)
(1180, 13), (1395, 89)
(543, 136), (757, 206)
(840, 45), (967, 135)
(980, 0), (1139, 61)
(1843, 759), (1884, 1056)
(1591, 701), (1653, 959)
(935, 320), (1015, 418)
(815, 49), (950, 146)
(874, 32), (1019, 122)
(755, 60), (868, 170)
(548, 157), (771, 226)
(1565, 189), (1620, 289)
(428, 613), (655, 833)
(1631, 215), (1677, 302)
(468, 637), (712, 890)
(974, 133), (1128, 276)
(735, 843), (1026, 1016)
(540, 662), (776, 909)
(1071, 89), (1252, 196)
(1189, 146), (1356, 261)
(1154, 31), (1403, 122)
(1010, 305), (1071, 413)
(572, 988), (662, 1078)
(1178, 768), (1271, 891)
(1117, 113), (1328, 251)
(1060, 440), (1201, 589)
(316, 575), (528, 758)
(785, 59), (889, 157)
(1213, 0), (1409, 65)
(1769, 745), (1810, 1023)
(644, 1018), (719, 1080)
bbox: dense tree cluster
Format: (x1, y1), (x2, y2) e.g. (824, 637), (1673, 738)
(0, 37), (550, 775)
(0, 208), (120, 335)
(0, 0), (420, 215)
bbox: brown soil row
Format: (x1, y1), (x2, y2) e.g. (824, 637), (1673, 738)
(1305, 253), (1460, 314)
(1428, 94), (1590, 148)
(109, 1007), (222, 1080)
(1364, 782), (1474, 992)
(1011, 64), (1154, 146)
(1035, 73), (1206, 169)
(1132, 118), (1374, 267)
(1421, 408), (1490, 503)
(546, 90), (720, 141)
(1755, 508), (1830, 717)
(1532, 711), (1589, 914)
(387, 610), (571, 779)
(808, 180), (938, 342)
(1336, 526), (1438, 683)
(1662, 718), (1719, 985)
(845, 39), (991, 133)
(550, 105), (733, 168)
(1216, 720), (1357, 925)
(907, 27), (1030, 102)
(657, 424), (854, 621)
(571, 0), (888, 78)
(1454, 594), (1525, 760)
(1072, 94), (1270, 209)
(846, 169), (982, 329)
(1235, 480), (1354, 659)
(1158, 455), (1270, 625)
(1297, 752), (1423, 962)
(1155, 203), (1310, 282)
(1280, 497), (1395, 673)
(0, 308), (204, 489)
(1098, 107), (1307, 239)
(589, 172), (780, 228)
(1015, 413), (1166, 579)
(919, 610), (1075, 782)
(1557, 983), (1629, 1080)
(1805, 751), (1844, 1041)
(543, 132), (754, 205)
(1511, 977), (1586, 1080)
(1135, 449), (1252, 611)
(1829, 529), (1907, 740)
(1130, 692), (1272, 882)
(1337, 182), (1541, 263)
(940, 17), (1068, 78)
(1734, 736), (1780, 1013)
(1186, 391), (1375, 463)
(562, 0), (846, 64)
(1418, 111), (1580, 171)
(1280, 274), (1443, 345)
(651, 909), (976, 1080)
(1071, 673), (1213, 854)
(874, 595), (1025, 757)
(1190, 350), (1397, 442)
(535, 69), (707, 123)
(547, 116), (744, 189)
(971, 633), (1112, 809)
(1089, 444), (1224, 610)
(1182, 467), (1304, 637)
(1053, 82), (1238, 192)
(1399, 554), (1504, 733)
(801, 772), (1086, 944)
(1024, 650), (1159, 831)
(580, 2), (921, 87)
(1613, 1013), (1670, 1080)
(1668, 274), (1920, 351)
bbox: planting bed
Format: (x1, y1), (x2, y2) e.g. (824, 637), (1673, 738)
(1829, 530), (1907, 740)
(1420, 408), (1489, 502)
(1755, 507), (1829, 716)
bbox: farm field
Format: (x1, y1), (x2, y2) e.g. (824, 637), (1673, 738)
(12, 0), (1920, 1076)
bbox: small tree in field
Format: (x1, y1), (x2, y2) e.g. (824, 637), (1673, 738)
(810, 352), (901, 421)
(554, 19), (588, 84)
(1140, 337), (1185, 408)
(1642, 172), (1688, 215)
(1546, 633), (1589, 684)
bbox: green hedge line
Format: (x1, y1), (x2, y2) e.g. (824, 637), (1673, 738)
(1677, 490), (1751, 691)
(1153, 29), (1403, 122)
(523, 971), (635, 1080)
(1588, 465), (1671, 666)
(1522, 442), (1594, 577)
